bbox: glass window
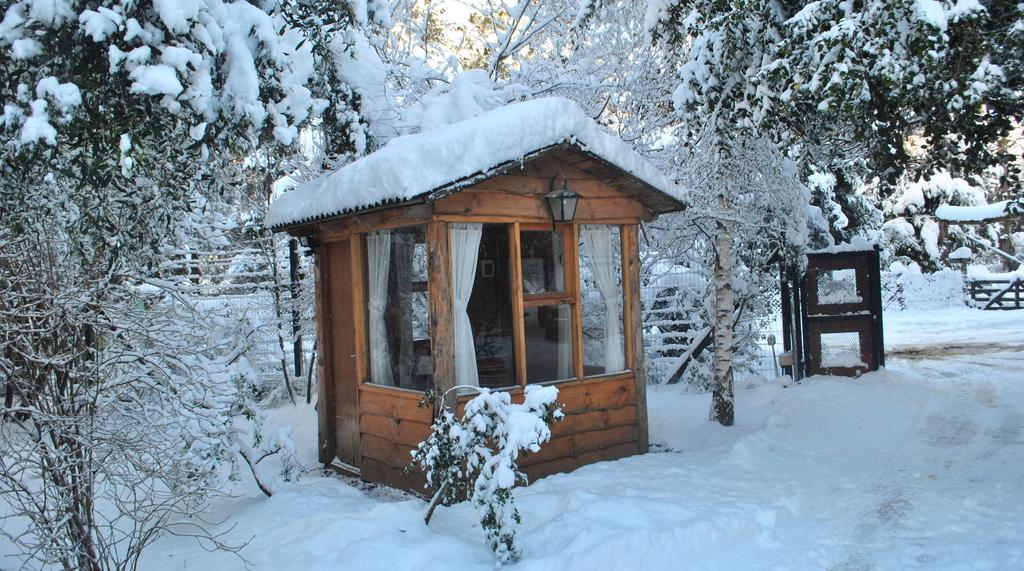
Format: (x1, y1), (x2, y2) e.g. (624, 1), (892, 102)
(579, 225), (626, 375)
(467, 224), (517, 388)
(520, 228), (566, 295)
(523, 304), (575, 382)
(365, 226), (432, 391)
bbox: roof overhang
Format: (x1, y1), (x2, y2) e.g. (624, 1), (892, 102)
(271, 142), (686, 233)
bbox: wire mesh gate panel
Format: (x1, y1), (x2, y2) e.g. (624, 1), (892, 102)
(782, 248), (885, 378)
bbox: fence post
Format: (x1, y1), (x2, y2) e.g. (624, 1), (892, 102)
(779, 264), (793, 378)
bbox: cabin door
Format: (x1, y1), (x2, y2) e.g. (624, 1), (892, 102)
(324, 239), (361, 468)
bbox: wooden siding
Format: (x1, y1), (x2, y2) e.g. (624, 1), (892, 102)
(356, 374), (641, 493)
(432, 155), (646, 223)
(521, 374), (641, 480)
(358, 384), (432, 490)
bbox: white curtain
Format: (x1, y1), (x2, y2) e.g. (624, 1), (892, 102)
(582, 225), (625, 373)
(451, 223), (483, 387)
(553, 243), (573, 379)
(367, 231), (394, 386)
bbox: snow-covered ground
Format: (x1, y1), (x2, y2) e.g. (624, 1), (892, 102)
(40, 308), (1024, 569)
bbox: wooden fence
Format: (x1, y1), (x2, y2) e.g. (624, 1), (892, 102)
(968, 278), (1024, 310)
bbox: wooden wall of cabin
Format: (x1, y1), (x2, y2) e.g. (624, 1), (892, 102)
(431, 155), (651, 224)
(308, 152), (653, 491)
(315, 239), (361, 468)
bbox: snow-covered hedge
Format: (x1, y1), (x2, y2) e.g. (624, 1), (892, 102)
(883, 264), (966, 310)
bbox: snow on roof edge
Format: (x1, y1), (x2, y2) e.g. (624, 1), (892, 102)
(267, 143), (562, 231)
(935, 201), (1011, 223)
(266, 98), (685, 230)
(808, 237), (879, 254)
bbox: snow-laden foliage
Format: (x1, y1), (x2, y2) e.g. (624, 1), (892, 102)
(649, 0), (1022, 246)
(0, 1), (362, 568)
(882, 263), (966, 310)
(778, 0), (1023, 191)
(0, 0), (346, 276)
(0, 227), (301, 570)
(411, 385), (563, 565)
(881, 169), (1012, 270)
(646, 135), (820, 399)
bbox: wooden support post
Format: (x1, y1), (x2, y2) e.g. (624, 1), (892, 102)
(793, 267), (806, 382)
(870, 248), (886, 367)
(569, 223), (585, 381)
(314, 247), (336, 464)
(289, 238), (303, 377)
(509, 223), (527, 386)
(350, 238), (368, 383)
(779, 263), (793, 378)
(427, 221), (457, 411)
(622, 224), (648, 453)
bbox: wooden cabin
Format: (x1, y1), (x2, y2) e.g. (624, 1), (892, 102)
(267, 98), (685, 490)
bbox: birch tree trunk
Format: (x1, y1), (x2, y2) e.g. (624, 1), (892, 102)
(711, 195), (736, 426)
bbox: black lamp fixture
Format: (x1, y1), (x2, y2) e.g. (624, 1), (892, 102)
(545, 175), (580, 225)
(297, 235), (318, 253)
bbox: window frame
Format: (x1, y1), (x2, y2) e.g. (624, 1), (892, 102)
(511, 221), (631, 387)
(357, 223), (434, 393)
(352, 219), (635, 395)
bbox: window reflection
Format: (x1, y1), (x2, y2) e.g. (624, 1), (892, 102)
(365, 226), (431, 391)
(524, 304), (574, 382)
(520, 229), (566, 294)
(579, 225), (625, 375)
(467, 224), (517, 388)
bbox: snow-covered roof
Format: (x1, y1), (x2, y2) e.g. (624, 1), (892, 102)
(935, 200), (1012, 223)
(266, 98), (686, 229)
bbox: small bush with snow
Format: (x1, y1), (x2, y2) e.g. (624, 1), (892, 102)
(411, 385), (563, 565)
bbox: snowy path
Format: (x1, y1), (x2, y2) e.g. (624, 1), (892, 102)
(135, 308), (1024, 570)
(0, 308), (965, 569)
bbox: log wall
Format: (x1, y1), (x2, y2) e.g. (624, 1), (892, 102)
(358, 384), (432, 490)
(355, 373), (641, 492)
(519, 374), (641, 481)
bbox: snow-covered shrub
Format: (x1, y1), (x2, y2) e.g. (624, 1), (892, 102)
(883, 263), (966, 310)
(411, 385), (563, 565)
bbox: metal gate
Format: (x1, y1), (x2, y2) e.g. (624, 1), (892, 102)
(781, 248), (885, 379)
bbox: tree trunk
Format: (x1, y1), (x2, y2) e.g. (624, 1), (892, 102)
(710, 212), (735, 427)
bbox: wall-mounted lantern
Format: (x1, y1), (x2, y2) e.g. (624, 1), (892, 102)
(297, 235), (318, 253)
(545, 176), (580, 224)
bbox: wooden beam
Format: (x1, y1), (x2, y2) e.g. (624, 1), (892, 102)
(329, 240), (360, 466)
(522, 293), (576, 307)
(435, 190), (644, 221)
(621, 226), (634, 374)
(569, 223), (585, 381)
(510, 222), (528, 387)
(426, 221), (457, 411)
(289, 203), (433, 243)
(622, 224), (649, 453)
